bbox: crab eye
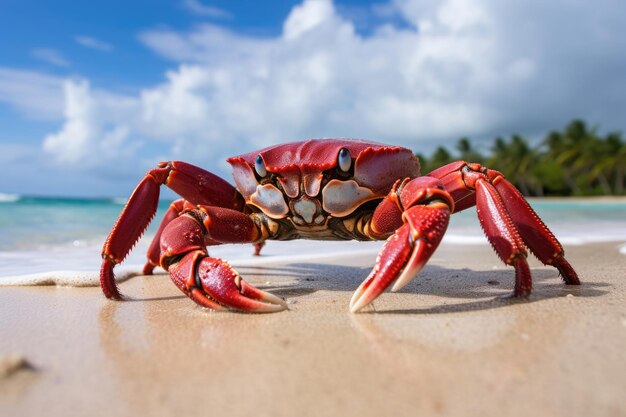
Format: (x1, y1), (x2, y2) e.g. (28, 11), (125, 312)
(338, 148), (351, 172)
(255, 155), (267, 178)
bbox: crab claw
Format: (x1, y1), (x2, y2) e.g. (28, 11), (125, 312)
(169, 251), (288, 313)
(350, 202), (450, 313)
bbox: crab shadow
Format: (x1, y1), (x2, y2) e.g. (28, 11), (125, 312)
(238, 261), (609, 315)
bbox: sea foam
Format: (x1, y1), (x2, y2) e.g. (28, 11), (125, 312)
(0, 193), (20, 203)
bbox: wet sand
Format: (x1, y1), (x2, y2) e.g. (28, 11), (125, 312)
(1, 241), (625, 417)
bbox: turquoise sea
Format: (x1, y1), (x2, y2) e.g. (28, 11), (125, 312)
(0, 193), (625, 279)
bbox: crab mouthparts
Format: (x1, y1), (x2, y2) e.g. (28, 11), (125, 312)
(290, 197), (325, 225)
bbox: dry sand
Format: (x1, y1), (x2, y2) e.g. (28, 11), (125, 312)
(1, 241), (625, 417)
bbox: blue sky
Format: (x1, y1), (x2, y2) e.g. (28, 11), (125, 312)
(1, 0), (625, 197)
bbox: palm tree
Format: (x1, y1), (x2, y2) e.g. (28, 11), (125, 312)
(489, 136), (514, 177)
(416, 118), (623, 196)
(587, 133), (615, 194)
(598, 132), (626, 194)
(456, 137), (484, 164)
(544, 125), (583, 194)
(422, 146), (453, 174)
(610, 133), (626, 194)
(563, 119), (610, 194)
(489, 134), (540, 196)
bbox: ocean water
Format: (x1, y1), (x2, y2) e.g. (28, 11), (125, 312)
(0, 192), (624, 280)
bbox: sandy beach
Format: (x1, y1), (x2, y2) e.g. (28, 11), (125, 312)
(1, 240), (625, 417)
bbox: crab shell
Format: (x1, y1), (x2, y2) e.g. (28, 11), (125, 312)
(226, 139), (420, 219)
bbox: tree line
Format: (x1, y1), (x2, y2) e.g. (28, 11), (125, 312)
(416, 119), (626, 197)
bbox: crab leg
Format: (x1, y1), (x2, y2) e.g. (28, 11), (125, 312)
(429, 162), (580, 292)
(143, 199), (195, 275)
(142, 199), (228, 275)
(350, 177), (453, 313)
(101, 161), (244, 299)
(474, 179), (532, 295)
(489, 174), (579, 284)
(160, 209), (287, 312)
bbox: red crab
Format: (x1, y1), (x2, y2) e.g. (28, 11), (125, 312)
(100, 139), (580, 313)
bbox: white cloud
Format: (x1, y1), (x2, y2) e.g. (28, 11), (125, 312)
(182, 0), (231, 18)
(11, 0), (626, 184)
(134, 0), (503, 149)
(30, 48), (70, 67)
(74, 35), (114, 52)
(42, 80), (139, 167)
(0, 67), (65, 120)
(283, 0), (339, 39)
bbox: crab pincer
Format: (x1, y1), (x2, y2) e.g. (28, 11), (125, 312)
(350, 198), (452, 313)
(167, 251), (287, 313)
(159, 213), (287, 313)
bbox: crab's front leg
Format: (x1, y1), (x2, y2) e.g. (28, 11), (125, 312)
(160, 207), (287, 312)
(142, 199), (196, 275)
(350, 177), (454, 312)
(100, 161), (245, 299)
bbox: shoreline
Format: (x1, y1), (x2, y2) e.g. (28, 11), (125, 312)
(1, 241), (625, 416)
(1, 237), (625, 285)
(527, 195), (626, 203)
